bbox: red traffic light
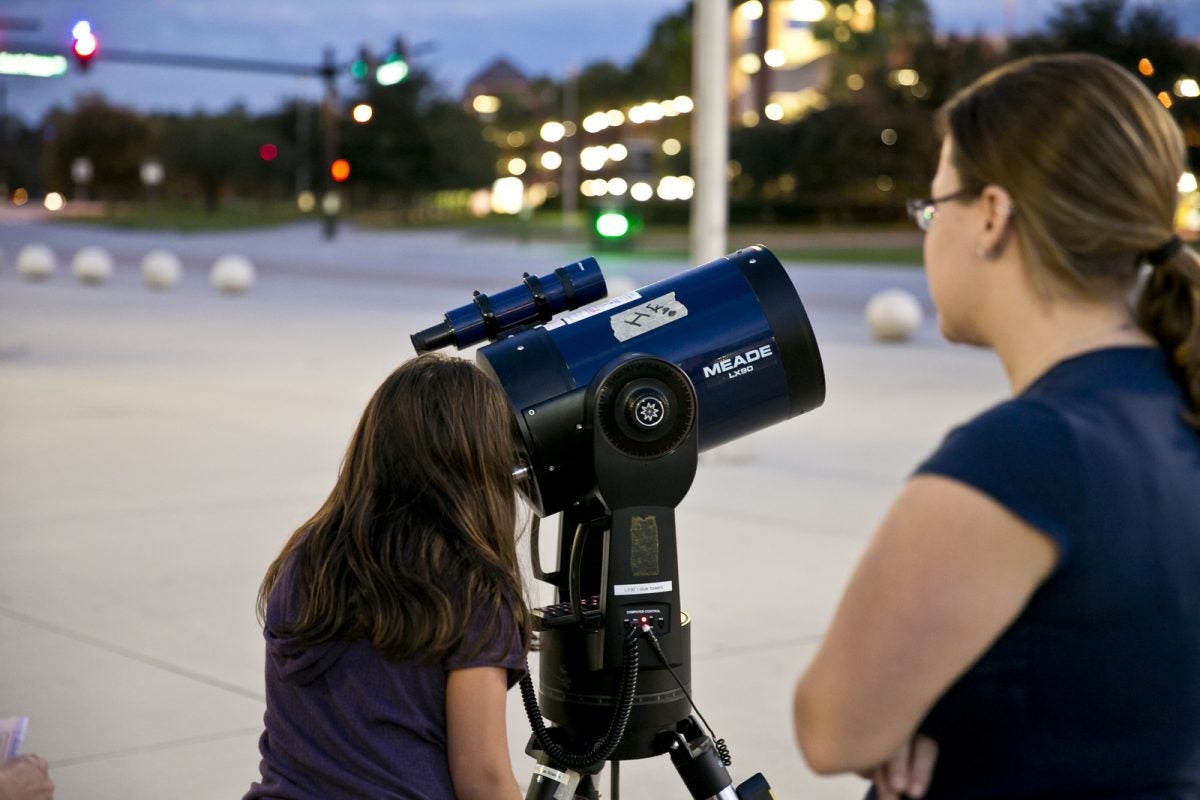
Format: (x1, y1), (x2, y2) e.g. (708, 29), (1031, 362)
(259, 143), (278, 161)
(72, 20), (98, 67)
(330, 159), (351, 183)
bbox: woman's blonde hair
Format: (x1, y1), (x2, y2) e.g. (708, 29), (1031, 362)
(941, 52), (1200, 425)
(257, 353), (530, 662)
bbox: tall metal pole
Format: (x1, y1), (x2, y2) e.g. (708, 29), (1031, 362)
(320, 47), (339, 240)
(561, 69), (580, 233)
(690, 0), (730, 266)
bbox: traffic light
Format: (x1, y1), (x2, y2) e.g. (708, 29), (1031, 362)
(592, 209), (641, 248)
(330, 159), (350, 183)
(376, 53), (408, 86)
(71, 20), (97, 69)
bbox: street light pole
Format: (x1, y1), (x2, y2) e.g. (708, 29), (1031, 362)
(690, 0), (730, 266)
(320, 46), (339, 240)
(561, 69), (579, 233)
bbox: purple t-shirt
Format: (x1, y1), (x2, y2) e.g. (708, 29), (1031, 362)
(244, 557), (527, 800)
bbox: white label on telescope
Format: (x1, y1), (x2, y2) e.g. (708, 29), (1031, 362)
(610, 293), (689, 342)
(543, 291), (643, 331)
(532, 764), (568, 784)
(614, 580), (673, 596)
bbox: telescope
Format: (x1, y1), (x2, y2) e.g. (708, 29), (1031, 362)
(412, 245), (825, 800)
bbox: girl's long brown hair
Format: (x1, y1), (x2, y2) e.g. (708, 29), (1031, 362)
(257, 353), (530, 662)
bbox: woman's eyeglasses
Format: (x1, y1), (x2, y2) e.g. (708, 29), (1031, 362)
(905, 189), (976, 232)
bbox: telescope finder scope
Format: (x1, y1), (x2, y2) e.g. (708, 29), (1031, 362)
(410, 258), (606, 352)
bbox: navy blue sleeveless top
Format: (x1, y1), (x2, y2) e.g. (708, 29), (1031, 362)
(907, 346), (1200, 799)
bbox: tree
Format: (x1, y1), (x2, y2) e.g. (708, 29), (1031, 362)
(41, 94), (152, 200)
(156, 107), (277, 213)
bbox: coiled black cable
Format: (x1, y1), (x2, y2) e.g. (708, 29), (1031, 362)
(520, 629), (641, 770)
(641, 627), (732, 767)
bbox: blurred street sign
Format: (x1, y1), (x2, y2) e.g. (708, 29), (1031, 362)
(0, 51), (67, 77)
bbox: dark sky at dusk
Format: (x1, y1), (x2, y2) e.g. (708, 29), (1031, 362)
(3, 0), (1199, 124)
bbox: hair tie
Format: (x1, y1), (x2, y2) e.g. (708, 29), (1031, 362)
(1146, 235), (1183, 267)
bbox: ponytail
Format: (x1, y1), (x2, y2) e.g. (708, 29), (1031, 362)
(1137, 239), (1200, 428)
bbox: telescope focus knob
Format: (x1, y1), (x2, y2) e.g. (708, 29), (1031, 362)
(594, 357), (696, 460)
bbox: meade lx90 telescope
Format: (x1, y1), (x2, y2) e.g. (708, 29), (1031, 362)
(412, 246), (825, 800)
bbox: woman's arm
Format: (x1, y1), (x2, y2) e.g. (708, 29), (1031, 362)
(793, 474), (1058, 775)
(446, 666), (523, 800)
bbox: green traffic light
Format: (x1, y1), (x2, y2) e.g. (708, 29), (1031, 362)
(350, 59), (368, 80)
(595, 211), (632, 239)
(376, 54), (408, 86)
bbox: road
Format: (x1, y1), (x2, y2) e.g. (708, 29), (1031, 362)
(0, 218), (1008, 799)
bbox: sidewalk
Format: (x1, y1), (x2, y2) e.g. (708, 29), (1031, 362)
(0, 219), (1007, 799)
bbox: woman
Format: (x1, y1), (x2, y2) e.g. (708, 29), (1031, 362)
(245, 354), (531, 800)
(794, 53), (1200, 798)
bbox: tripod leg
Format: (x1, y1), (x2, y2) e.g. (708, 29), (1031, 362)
(664, 726), (739, 800)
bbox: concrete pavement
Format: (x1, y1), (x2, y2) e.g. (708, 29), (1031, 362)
(0, 219), (1009, 799)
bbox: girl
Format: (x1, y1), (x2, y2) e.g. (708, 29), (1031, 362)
(794, 53), (1200, 798)
(245, 353), (531, 800)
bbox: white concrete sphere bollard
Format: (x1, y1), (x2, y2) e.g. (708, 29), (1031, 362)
(71, 246), (116, 285)
(140, 250), (183, 290)
(210, 254), (256, 295)
(16, 243), (57, 281)
(865, 288), (924, 342)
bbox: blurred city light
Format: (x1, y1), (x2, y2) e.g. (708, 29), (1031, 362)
(764, 49), (786, 68)
(765, 103), (784, 121)
(330, 159), (351, 182)
(473, 95), (500, 114)
(607, 143), (628, 161)
(791, 0), (828, 22)
(662, 138), (682, 156)
(1139, 58), (1154, 77)
(630, 182), (654, 202)
(296, 191), (316, 212)
(540, 121), (565, 143)
(12, 188), (29, 206)
(607, 178), (629, 196)
(847, 74), (865, 90)
(540, 151), (562, 170)
(491, 177), (524, 214)
(506, 131), (526, 147)
(881, 128), (898, 145)
(352, 103), (374, 123)
(1175, 78), (1200, 98)
(740, 1), (764, 19)
(606, 109), (625, 126)
(1158, 91), (1174, 109)
(892, 68), (919, 87)
(580, 146), (608, 171)
(739, 54), (762, 74)
(507, 157), (527, 176)
(673, 96), (694, 113)
(44, 192), (65, 211)
(583, 112), (609, 133)
(259, 143), (278, 161)
(1179, 172), (1198, 194)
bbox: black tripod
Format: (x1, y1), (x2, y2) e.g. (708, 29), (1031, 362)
(519, 357), (775, 800)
